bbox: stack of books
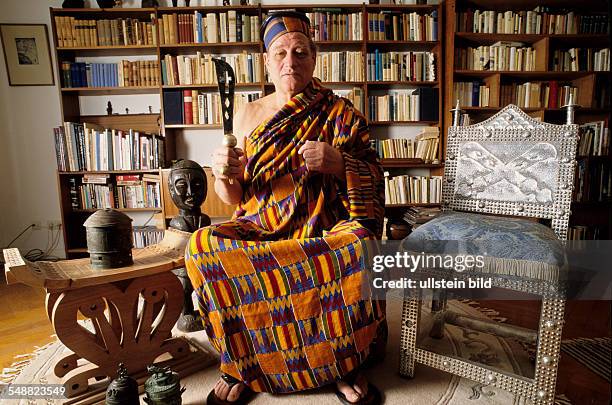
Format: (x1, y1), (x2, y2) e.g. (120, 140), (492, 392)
(403, 206), (442, 229)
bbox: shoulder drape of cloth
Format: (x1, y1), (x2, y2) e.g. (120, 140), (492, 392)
(185, 78), (386, 394)
(233, 77), (384, 240)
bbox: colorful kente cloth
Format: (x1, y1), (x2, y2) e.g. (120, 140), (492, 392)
(185, 78), (385, 394)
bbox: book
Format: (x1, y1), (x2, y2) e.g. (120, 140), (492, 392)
(163, 90), (183, 125)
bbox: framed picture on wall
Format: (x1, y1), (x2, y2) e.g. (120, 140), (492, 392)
(0, 24), (54, 86)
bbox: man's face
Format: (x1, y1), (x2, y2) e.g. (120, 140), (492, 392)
(169, 169), (206, 211)
(265, 32), (316, 96)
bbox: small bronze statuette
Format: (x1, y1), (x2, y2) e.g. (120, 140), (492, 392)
(107, 101), (113, 115)
(169, 159), (210, 332)
(84, 209), (133, 269)
(106, 363), (139, 405)
(143, 365), (185, 405)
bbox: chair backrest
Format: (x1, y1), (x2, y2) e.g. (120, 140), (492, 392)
(443, 104), (578, 240)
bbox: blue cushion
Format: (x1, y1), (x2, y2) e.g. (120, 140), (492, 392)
(402, 211), (566, 282)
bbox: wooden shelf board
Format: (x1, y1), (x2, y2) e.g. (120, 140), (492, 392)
(454, 70), (598, 79)
(66, 248), (88, 254)
(262, 4), (364, 10)
(370, 121), (439, 126)
(385, 203), (441, 208)
(57, 45), (157, 51)
(314, 40), (363, 45)
(159, 42), (260, 48)
(162, 83), (262, 89)
(74, 208), (162, 213)
(61, 86), (159, 95)
(381, 159), (443, 168)
(367, 40), (439, 46)
(59, 170), (160, 175)
(462, 107), (609, 113)
(164, 124), (222, 129)
(365, 4), (438, 10)
(157, 5), (259, 12)
(52, 7), (156, 13)
(368, 81), (438, 86)
(320, 81), (366, 86)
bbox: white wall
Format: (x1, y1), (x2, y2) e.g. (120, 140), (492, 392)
(0, 0), (430, 258)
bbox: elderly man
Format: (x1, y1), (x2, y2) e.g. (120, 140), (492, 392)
(185, 11), (386, 405)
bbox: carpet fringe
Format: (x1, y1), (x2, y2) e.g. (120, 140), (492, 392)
(0, 336), (57, 384)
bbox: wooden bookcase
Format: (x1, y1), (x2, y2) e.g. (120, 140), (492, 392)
(50, 4), (446, 256)
(444, 0), (611, 239)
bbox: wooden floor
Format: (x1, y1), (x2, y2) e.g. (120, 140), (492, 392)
(0, 282), (54, 370)
(1, 280), (610, 404)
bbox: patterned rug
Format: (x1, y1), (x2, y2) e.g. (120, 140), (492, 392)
(561, 337), (611, 383)
(3, 294), (574, 404)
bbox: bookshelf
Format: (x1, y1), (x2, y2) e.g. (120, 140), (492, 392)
(444, 0), (611, 239)
(50, 4), (446, 255)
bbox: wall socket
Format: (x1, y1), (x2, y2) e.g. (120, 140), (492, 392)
(32, 221), (62, 231)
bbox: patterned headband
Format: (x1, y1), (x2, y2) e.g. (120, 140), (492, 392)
(260, 11), (311, 50)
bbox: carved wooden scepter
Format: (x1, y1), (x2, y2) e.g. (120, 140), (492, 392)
(212, 58), (237, 184)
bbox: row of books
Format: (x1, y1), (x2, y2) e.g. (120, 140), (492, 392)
(314, 52), (364, 83)
(306, 11), (363, 41)
(551, 48), (610, 72)
(60, 60), (159, 88)
(161, 53), (261, 86)
(163, 90), (261, 125)
(158, 12), (260, 45)
(384, 174), (443, 205)
(578, 121), (610, 157)
(367, 51), (436, 82)
(53, 123), (165, 172)
(567, 225), (604, 240)
(403, 206), (442, 230)
(455, 42), (537, 71)
(453, 81), (490, 107)
(133, 226), (165, 248)
(367, 11), (438, 41)
(499, 81), (577, 110)
(70, 176), (161, 210)
(574, 161), (612, 203)
(54, 16), (157, 47)
(368, 88), (438, 122)
(457, 8), (609, 35)
(371, 127), (440, 162)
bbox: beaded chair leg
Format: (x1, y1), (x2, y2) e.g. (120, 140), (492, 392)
(530, 297), (565, 405)
(429, 288), (448, 339)
(399, 287), (421, 378)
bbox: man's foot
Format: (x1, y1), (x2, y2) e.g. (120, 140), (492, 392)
(213, 376), (248, 402)
(336, 373), (369, 403)
(207, 374), (254, 405)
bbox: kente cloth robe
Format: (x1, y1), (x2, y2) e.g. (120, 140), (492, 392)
(185, 78), (386, 394)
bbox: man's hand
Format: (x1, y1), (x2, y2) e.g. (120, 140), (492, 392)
(212, 146), (245, 182)
(298, 140), (345, 180)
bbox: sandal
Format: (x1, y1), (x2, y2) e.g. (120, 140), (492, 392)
(206, 373), (254, 405)
(335, 369), (382, 405)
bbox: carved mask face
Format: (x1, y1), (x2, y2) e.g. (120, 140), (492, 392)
(169, 169), (206, 211)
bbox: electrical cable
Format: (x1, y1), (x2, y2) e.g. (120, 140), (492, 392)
(5, 224), (35, 248)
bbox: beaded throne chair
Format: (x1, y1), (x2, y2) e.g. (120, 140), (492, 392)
(398, 101), (579, 405)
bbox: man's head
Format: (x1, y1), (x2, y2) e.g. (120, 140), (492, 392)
(168, 159), (207, 212)
(261, 11), (316, 96)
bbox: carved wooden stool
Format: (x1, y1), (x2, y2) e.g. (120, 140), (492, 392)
(3, 229), (208, 400)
